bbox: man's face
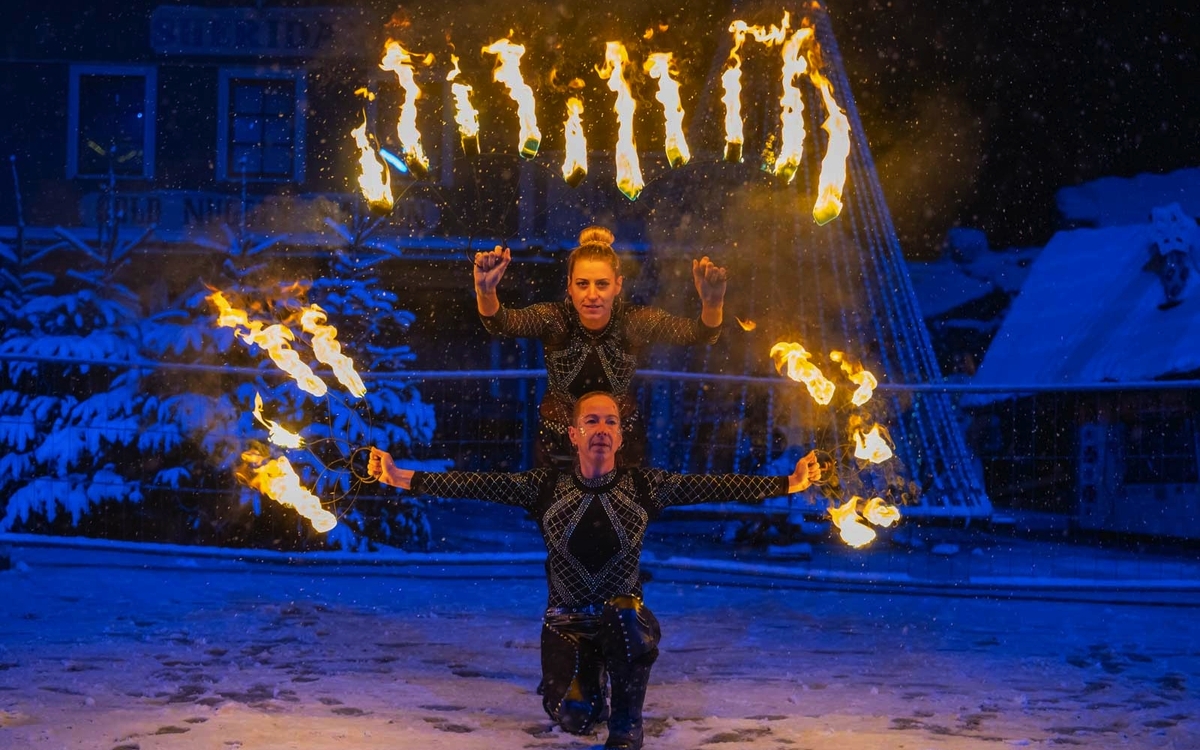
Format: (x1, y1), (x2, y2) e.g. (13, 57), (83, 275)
(567, 258), (623, 329)
(568, 394), (623, 460)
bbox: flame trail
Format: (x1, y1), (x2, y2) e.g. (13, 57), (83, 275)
(252, 392), (304, 449)
(829, 350), (877, 406)
(209, 291), (328, 397)
(447, 54), (480, 155)
(597, 41), (643, 201)
(829, 496), (877, 548)
(722, 13), (790, 162)
(854, 425), (894, 464)
(350, 115), (393, 213)
(379, 40), (430, 178)
(241, 450), (337, 533)
(773, 27), (814, 182)
(562, 96), (588, 187)
(300, 304), (367, 398)
(770, 341), (835, 405)
(862, 496), (901, 527)
(809, 67), (851, 225)
(483, 38), (541, 158)
(644, 52), (690, 167)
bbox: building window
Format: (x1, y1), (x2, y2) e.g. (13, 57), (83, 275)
(68, 65), (157, 179)
(218, 68), (306, 183)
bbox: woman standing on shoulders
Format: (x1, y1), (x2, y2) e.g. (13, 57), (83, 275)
(473, 226), (728, 467)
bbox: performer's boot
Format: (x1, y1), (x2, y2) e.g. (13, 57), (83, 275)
(604, 655), (652, 749)
(599, 596), (660, 750)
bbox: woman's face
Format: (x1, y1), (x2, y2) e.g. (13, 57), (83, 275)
(568, 258), (623, 330)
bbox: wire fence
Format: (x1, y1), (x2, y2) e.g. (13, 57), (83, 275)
(2, 350), (1199, 588)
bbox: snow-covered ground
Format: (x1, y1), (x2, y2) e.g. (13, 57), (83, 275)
(1, 535), (1198, 750)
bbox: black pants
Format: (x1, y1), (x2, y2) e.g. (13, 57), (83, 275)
(540, 597), (660, 735)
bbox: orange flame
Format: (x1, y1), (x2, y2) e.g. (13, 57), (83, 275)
(829, 350), (877, 406)
(723, 14), (790, 161)
(252, 392), (304, 449)
(854, 425), (894, 464)
(483, 38), (541, 158)
(862, 496), (901, 528)
(209, 292), (328, 397)
(299, 304), (367, 398)
(597, 42), (643, 201)
(562, 96), (588, 186)
(446, 54), (480, 142)
(241, 450), (337, 533)
(379, 40), (430, 177)
(809, 67), (851, 225)
(770, 341), (835, 405)
(644, 52), (690, 168)
(773, 27), (814, 182)
(736, 316), (757, 331)
(829, 496), (876, 548)
(350, 115), (393, 213)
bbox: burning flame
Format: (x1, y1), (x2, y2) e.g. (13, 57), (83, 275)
(829, 350), (877, 406)
(252, 392), (304, 449)
(209, 291), (328, 397)
(644, 53), (690, 168)
(299, 304), (367, 398)
(379, 40), (430, 177)
(770, 341), (835, 405)
(773, 27), (814, 182)
(722, 14), (790, 162)
(809, 66), (851, 225)
(736, 316), (757, 331)
(854, 425), (894, 464)
(597, 42), (643, 201)
(350, 115), (393, 213)
(862, 496), (901, 528)
(483, 38), (541, 158)
(829, 496), (876, 548)
(241, 450), (337, 533)
(562, 96), (588, 186)
(447, 54), (480, 154)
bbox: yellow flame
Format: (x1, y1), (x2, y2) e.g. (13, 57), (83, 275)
(736, 316), (756, 331)
(447, 54), (480, 140)
(773, 27), (814, 182)
(862, 496), (901, 528)
(252, 392), (304, 449)
(829, 496), (876, 548)
(597, 42), (643, 200)
(483, 38), (541, 158)
(809, 67), (851, 225)
(350, 115), (393, 212)
(299, 304), (367, 398)
(242, 451), (337, 533)
(209, 292), (328, 397)
(723, 14), (790, 158)
(644, 53), (690, 168)
(854, 425), (894, 464)
(562, 96), (588, 185)
(770, 341), (835, 405)
(379, 40), (430, 176)
(829, 350), (877, 406)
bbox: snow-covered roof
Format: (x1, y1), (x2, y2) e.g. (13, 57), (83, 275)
(974, 223), (1200, 385)
(1057, 168), (1200, 228)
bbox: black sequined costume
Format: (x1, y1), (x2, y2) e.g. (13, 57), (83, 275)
(480, 300), (721, 467)
(411, 467), (787, 748)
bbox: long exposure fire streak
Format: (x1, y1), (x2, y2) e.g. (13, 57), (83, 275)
(352, 9), (851, 216)
(207, 291), (374, 535)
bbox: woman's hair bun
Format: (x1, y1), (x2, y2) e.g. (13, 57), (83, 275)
(578, 225), (615, 246)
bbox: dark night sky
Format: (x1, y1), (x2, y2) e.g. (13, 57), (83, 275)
(827, 0), (1200, 256)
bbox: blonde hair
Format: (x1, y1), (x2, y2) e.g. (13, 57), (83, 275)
(567, 225), (620, 280)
